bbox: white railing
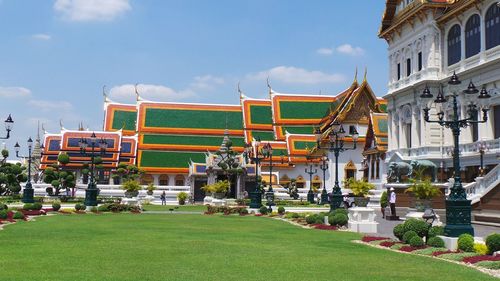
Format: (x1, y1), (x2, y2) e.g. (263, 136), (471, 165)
(466, 164), (500, 205)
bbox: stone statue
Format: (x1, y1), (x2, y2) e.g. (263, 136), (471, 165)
(409, 160), (437, 182)
(387, 162), (411, 183)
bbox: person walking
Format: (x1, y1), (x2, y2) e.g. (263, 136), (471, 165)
(160, 191), (166, 205)
(389, 187), (396, 216)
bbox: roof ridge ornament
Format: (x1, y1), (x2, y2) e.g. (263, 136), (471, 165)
(267, 76), (273, 95)
(363, 67), (368, 83)
(238, 82), (247, 100)
(353, 66), (358, 84)
(135, 83), (143, 101)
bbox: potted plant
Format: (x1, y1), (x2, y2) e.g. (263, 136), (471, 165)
(346, 178), (374, 207)
(112, 174), (121, 185)
(146, 183), (156, 196)
(177, 191), (188, 205)
(405, 178), (441, 211)
(202, 180), (230, 199)
(121, 180), (141, 198)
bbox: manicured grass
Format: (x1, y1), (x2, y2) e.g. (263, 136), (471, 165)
(0, 214), (496, 281)
(141, 204), (207, 212)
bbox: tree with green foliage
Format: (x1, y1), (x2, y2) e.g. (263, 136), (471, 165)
(112, 163), (144, 182)
(0, 162), (27, 195)
(43, 165), (76, 196)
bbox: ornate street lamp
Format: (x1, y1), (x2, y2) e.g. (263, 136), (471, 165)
(305, 155), (317, 204)
(262, 142), (274, 212)
(17, 138), (34, 203)
(0, 114), (14, 140)
(420, 72), (491, 237)
(79, 132), (108, 207)
(476, 141), (489, 176)
(319, 154), (329, 205)
(243, 137), (270, 208)
(315, 122), (359, 211)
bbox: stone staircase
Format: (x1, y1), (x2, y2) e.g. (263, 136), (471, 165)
(465, 164), (500, 226)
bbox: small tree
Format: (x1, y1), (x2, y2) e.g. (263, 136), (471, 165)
(43, 165), (76, 196)
(0, 162), (27, 195)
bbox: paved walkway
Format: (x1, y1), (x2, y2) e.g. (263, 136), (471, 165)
(374, 216), (500, 239)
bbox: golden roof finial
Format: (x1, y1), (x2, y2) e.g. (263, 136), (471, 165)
(363, 67), (368, 83)
(353, 66), (358, 84)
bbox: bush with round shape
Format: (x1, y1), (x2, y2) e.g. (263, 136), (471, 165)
(23, 203), (33, 210)
(428, 226), (444, 238)
(332, 208), (348, 216)
(329, 213), (348, 227)
(0, 210), (8, 219)
(306, 214), (319, 224)
(32, 202), (43, 210)
(403, 218), (429, 238)
(458, 233), (474, 252)
(75, 203), (86, 211)
(277, 206), (285, 215)
(486, 233), (500, 255)
(427, 236), (445, 248)
(474, 243), (488, 255)
(52, 202), (61, 211)
(97, 204), (109, 212)
(403, 230), (418, 244)
(13, 211), (24, 220)
(409, 236), (424, 247)
(393, 224), (405, 241)
(259, 206), (269, 215)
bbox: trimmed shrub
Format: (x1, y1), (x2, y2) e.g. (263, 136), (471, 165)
(306, 214), (319, 224)
(403, 231), (418, 244)
(23, 203), (33, 211)
(486, 233), (500, 255)
(239, 208), (249, 215)
(75, 203), (86, 211)
(409, 236), (424, 247)
(13, 211), (25, 220)
(0, 204), (7, 211)
(473, 243), (489, 255)
(458, 233), (474, 252)
(393, 224), (405, 241)
(427, 236), (445, 248)
(428, 226), (444, 238)
(97, 204), (109, 212)
(32, 202), (43, 210)
(332, 208), (348, 216)
(329, 213), (348, 227)
(0, 210), (8, 219)
(277, 206), (285, 215)
(52, 202), (61, 211)
(259, 206), (269, 215)
(404, 218), (429, 238)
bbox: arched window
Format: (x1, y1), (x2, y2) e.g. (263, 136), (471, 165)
(447, 24), (461, 65)
(465, 14), (481, 58)
(159, 174), (169, 186)
(402, 105), (412, 149)
(174, 175), (185, 186)
(140, 174), (154, 185)
(485, 4), (500, 50)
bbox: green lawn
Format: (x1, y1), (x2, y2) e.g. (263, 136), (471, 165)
(141, 204), (207, 212)
(0, 214), (496, 281)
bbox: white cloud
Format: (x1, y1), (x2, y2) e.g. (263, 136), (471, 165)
(32, 33), (51, 40)
(316, 48), (334, 56)
(109, 84), (197, 103)
(28, 100), (73, 112)
(0, 87), (32, 98)
(190, 75), (225, 90)
(54, 0), (131, 22)
(246, 66), (345, 84)
(336, 44), (365, 56)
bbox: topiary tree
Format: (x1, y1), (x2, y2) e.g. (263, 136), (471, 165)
(403, 218), (430, 238)
(409, 236), (424, 247)
(43, 164), (76, 196)
(393, 224), (406, 241)
(329, 213), (348, 227)
(0, 162), (27, 195)
(403, 230), (418, 244)
(486, 233), (500, 255)
(428, 226), (444, 238)
(427, 236), (445, 248)
(57, 153), (70, 165)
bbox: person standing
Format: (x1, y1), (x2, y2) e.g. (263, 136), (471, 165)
(160, 191), (166, 205)
(389, 187), (396, 216)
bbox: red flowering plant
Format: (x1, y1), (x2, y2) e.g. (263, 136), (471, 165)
(380, 241), (397, 248)
(462, 255), (500, 264)
(432, 250), (459, 256)
(399, 245), (427, 252)
(314, 224), (337, 231)
(362, 236), (391, 243)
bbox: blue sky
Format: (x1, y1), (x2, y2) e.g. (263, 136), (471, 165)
(0, 0), (388, 154)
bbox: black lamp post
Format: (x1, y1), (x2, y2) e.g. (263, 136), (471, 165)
(18, 138), (34, 203)
(420, 71), (491, 237)
(319, 154), (329, 205)
(263, 142), (275, 212)
(79, 132), (108, 207)
(476, 141), (488, 176)
(0, 114), (14, 140)
(305, 155), (317, 204)
(244, 137), (270, 208)
(315, 122), (359, 211)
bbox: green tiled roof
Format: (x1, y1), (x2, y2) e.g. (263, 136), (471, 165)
(279, 101), (333, 119)
(281, 126), (315, 135)
(140, 151), (206, 168)
(112, 110), (137, 131)
(250, 131), (275, 141)
(249, 105), (273, 125)
(144, 108), (243, 130)
(143, 134), (245, 148)
(294, 140), (316, 150)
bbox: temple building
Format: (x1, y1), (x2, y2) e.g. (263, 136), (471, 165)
(379, 1), (500, 211)
(40, 74), (387, 201)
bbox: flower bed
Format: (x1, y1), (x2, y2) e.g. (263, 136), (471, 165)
(379, 241), (397, 248)
(313, 224), (337, 231)
(463, 255), (500, 264)
(21, 210), (46, 216)
(399, 245), (427, 252)
(361, 236), (391, 243)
